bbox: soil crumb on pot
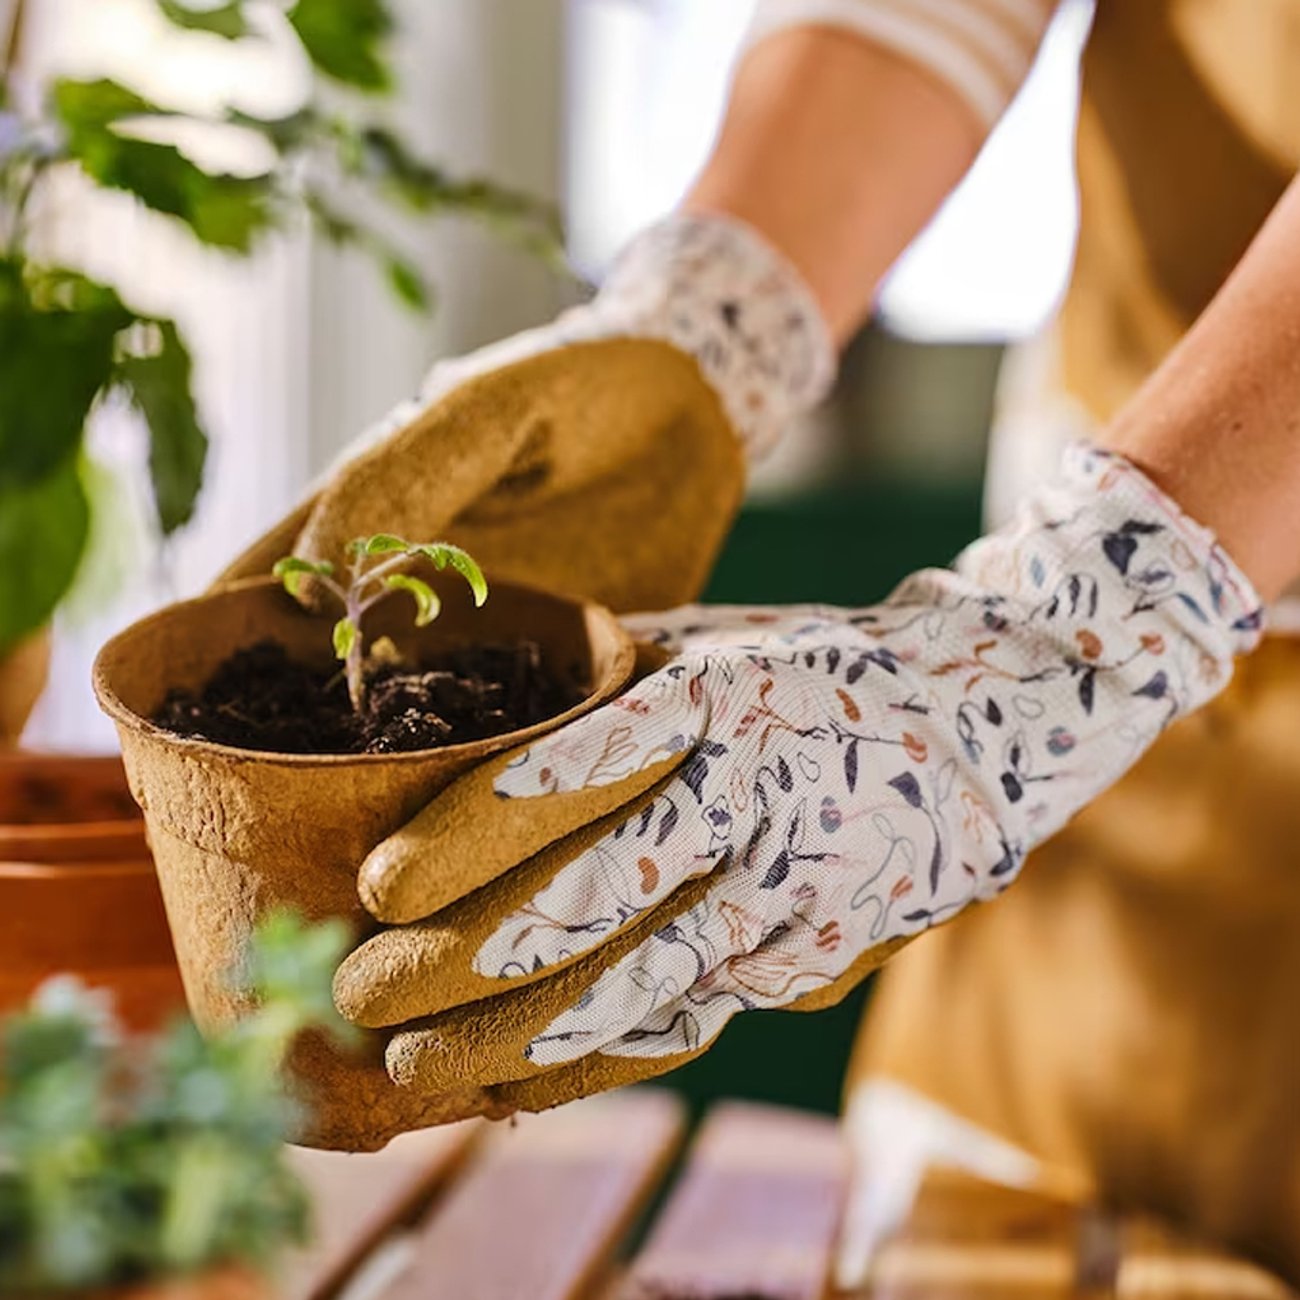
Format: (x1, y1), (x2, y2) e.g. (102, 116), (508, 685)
(153, 639), (582, 755)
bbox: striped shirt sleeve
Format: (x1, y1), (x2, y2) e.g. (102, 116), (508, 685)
(744, 0), (1059, 132)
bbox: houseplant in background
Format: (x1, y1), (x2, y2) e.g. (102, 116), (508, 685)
(0, 0), (561, 1024)
(0, 0), (562, 736)
(0, 910), (349, 1298)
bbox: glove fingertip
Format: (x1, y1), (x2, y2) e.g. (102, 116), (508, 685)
(385, 1029), (428, 1089)
(358, 842), (397, 918)
(331, 991), (382, 1032)
(331, 947), (395, 1029)
(334, 925), (469, 1027)
(358, 838), (430, 923)
(386, 1024), (494, 1093)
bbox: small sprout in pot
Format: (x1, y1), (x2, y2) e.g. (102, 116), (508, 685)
(272, 536), (488, 714)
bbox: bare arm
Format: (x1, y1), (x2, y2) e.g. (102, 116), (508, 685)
(1104, 177), (1300, 601)
(679, 0), (1060, 340)
(685, 27), (985, 343)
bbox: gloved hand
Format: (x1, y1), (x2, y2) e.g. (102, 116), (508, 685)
(220, 214), (833, 612)
(332, 446), (1262, 1112)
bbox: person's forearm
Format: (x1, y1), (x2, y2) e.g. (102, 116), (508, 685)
(685, 27), (984, 344)
(1103, 176), (1300, 601)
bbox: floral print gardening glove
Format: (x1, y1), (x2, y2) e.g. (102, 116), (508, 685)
(332, 446), (1262, 1112)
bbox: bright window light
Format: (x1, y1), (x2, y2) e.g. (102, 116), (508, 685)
(566, 0), (757, 276)
(879, 1), (1093, 341)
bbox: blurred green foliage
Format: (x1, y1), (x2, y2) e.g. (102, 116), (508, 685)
(0, 910), (351, 1293)
(0, 0), (563, 654)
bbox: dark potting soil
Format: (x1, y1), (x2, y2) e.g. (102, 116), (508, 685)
(153, 639), (581, 755)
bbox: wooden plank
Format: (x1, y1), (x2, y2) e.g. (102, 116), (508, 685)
(279, 1121), (481, 1300)
(865, 1170), (1088, 1299)
(377, 1089), (686, 1300)
(620, 1100), (850, 1300)
(1116, 1219), (1295, 1300)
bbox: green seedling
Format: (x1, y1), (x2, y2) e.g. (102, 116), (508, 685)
(273, 535), (488, 713)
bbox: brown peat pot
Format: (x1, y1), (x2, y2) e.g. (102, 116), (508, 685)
(0, 752), (185, 1029)
(93, 575), (635, 1151)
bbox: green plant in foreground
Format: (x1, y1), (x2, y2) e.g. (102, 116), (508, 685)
(274, 534), (488, 713)
(0, 910), (350, 1294)
(0, 0), (562, 656)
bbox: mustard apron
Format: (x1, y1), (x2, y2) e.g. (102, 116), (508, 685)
(851, 0), (1300, 1281)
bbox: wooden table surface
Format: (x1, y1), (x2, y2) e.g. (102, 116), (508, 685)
(278, 1092), (1295, 1300)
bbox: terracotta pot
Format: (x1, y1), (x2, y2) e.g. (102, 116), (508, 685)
(0, 753), (186, 1030)
(0, 627), (52, 746)
(93, 575), (635, 1152)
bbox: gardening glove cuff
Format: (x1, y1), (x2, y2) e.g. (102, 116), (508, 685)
(333, 444), (1262, 1106)
(578, 212), (836, 458)
(336, 210), (836, 471)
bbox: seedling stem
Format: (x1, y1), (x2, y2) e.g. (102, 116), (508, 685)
(272, 535), (488, 712)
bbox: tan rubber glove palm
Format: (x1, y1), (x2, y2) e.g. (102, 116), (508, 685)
(220, 215), (833, 613)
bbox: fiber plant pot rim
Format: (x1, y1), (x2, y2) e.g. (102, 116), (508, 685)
(92, 575), (635, 770)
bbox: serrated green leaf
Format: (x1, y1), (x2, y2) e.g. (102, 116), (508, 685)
(75, 135), (271, 250)
(116, 320), (208, 534)
(0, 260), (131, 493)
(272, 556), (335, 577)
(272, 555), (334, 597)
(332, 616), (357, 661)
(53, 78), (274, 252)
(23, 264), (132, 315)
(383, 573), (439, 626)
(413, 543), (488, 607)
(350, 533), (408, 556)
(184, 172), (275, 249)
(0, 458), (91, 651)
(287, 0), (393, 92)
(51, 78), (161, 131)
(157, 0), (250, 39)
